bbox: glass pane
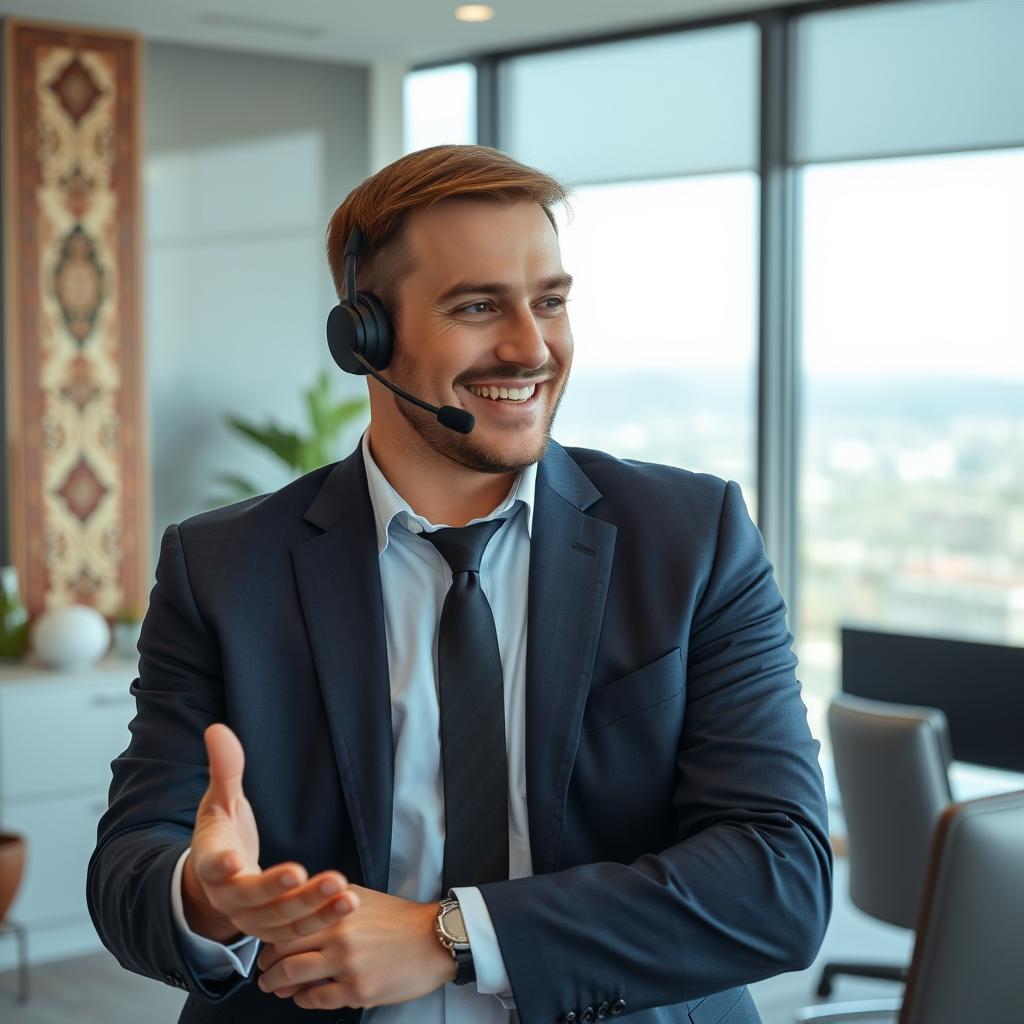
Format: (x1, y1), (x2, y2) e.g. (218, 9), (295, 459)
(501, 24), (759, 184)
(553, 174), (759, 506)
(403, 64), (476, 154)
(793, 0), (1024, 164)
(796, 149), (1024, 732)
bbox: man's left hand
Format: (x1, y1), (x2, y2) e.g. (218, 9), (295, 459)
(256, 884), (457, 1010)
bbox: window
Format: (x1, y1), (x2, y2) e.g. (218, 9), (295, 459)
(403, 63), (476, 153)
(791, 0), (1024, 734)
(796, 149), (1024, 709)
(552, 175), (759, 502)
(500, 25), (760, 501)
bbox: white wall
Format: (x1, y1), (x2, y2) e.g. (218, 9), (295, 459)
(145, 42), (371, 570)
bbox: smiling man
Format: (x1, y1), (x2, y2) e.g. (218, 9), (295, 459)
(89, 145), (832, 1024)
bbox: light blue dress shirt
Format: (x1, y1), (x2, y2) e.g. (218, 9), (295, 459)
(170, 430), (537, 1022)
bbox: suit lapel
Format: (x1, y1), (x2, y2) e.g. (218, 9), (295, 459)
(290, 440), (615, 888)
(292, 448), (394, 894)
(526, 442), (616, 875)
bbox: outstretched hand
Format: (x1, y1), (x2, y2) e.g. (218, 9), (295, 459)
(182, 724), (360, 945)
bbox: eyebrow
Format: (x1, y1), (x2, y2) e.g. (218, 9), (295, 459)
(435, 273), (574, 305)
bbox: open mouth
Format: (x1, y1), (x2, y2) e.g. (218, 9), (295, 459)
(462, 380), (544, 411)
(465, 382), (539, 404)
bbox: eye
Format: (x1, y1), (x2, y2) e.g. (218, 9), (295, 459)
(456, 300), (494, 316)
(537, 295), (569, 314)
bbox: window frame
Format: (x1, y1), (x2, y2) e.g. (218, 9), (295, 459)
(408, 0), (1011, 629)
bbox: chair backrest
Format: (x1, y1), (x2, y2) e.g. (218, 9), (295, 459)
(899, 789), (1024, 1024)
(828, 693), (953, 928)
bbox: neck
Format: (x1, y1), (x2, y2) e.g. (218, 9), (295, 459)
(366, 423), (518, 527)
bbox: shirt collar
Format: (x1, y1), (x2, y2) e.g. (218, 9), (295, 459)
(360, 430), (536, 556)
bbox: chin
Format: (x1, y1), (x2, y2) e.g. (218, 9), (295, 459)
(452, 428), (549, 474)
(401, 402), (550, 474)
(476, 432), (549, 471)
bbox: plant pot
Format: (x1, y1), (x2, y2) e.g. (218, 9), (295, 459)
(0, 832), (26, 923)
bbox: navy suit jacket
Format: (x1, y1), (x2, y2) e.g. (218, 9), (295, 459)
(88, 440), (832, 1024)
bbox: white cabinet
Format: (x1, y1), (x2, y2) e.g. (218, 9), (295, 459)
(0, 656), (140, 967)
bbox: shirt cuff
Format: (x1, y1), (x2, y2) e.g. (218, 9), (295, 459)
(450, 885), (516, 1009)
(171, 847), (260, 979)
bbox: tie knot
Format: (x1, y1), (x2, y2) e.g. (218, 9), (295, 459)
(422, 518), (506, 575)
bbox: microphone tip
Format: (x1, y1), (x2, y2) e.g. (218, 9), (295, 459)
(437, 406), (475, 434)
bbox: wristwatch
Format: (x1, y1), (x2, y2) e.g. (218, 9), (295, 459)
(434, 895), (475, 986)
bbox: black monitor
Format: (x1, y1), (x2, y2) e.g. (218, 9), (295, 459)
(840, 626), (1024, 774)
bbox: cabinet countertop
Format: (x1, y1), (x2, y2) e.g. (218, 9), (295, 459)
(0, 655), (140, 692)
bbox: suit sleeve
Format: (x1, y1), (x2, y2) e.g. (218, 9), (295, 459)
(477, 480), (833, 1021)
(86, 523), (249, 1003)
(170, 848), (261, 979)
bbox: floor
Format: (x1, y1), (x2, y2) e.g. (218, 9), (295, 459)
(0, 861), (909, 1024)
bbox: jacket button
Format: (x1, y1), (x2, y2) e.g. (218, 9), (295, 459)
(597, 1002), (610, 1019)
(559, 1013), (577, 1024)
(581, 1007), (595, 1024)
(610, 997), (627, 1015)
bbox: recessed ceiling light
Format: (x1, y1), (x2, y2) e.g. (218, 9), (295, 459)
(455, 5), (495, 22)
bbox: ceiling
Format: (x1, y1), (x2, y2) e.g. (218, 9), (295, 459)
(0, 0), (788, 65)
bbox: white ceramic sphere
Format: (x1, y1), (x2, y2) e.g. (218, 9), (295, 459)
(32, 605), (111, 670)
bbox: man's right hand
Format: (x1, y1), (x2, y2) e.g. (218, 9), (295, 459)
(182, 723), (359, 945)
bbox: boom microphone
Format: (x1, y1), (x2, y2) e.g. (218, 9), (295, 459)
(350, 349), (475, 435)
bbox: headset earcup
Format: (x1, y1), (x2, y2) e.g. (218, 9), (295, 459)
(357, 293), (394, 371)
(327, 303), (367, 375)
(326, 294), (393, 375)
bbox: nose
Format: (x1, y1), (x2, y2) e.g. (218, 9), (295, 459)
(495, 303), (549, 368)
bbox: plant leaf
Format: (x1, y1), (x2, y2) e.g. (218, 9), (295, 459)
(225, 416), (304, 469)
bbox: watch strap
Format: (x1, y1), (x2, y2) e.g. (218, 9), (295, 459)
(453, 943), (476, 986)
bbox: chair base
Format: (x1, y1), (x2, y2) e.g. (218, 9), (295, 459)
(816, 962), (906, 998)
(794, 997), (902, 1023)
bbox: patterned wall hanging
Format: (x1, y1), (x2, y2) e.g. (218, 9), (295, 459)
(2, 19), (147, 619)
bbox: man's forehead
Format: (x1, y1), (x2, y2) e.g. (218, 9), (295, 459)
(402, 199), (561, 285)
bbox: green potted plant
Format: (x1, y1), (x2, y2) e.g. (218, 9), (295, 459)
(210, 371), (368, 506)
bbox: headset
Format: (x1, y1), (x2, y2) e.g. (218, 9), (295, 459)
(326, 227), (474, 434)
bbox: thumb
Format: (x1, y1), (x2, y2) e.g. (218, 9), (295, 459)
(204, 723), (246, 810)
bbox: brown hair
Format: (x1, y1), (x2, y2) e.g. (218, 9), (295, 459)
(325, 144), (571, 322)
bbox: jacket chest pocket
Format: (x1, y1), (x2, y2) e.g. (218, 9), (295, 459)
(582, 647), (683, 732)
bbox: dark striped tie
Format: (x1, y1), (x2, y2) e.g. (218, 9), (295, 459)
(422, 518), (510, 894)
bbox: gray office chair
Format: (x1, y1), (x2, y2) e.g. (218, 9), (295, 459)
(797, 694), (954, 1023)
(899, 788), (1024, 1023)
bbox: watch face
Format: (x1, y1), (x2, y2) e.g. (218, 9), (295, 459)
(445, 906), (468, 943)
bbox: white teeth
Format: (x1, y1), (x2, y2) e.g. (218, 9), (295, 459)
(468, 383), (537, 402)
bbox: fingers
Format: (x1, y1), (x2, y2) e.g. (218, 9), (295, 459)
(255, 891), (358, 967)
(202, 861), (309, 924)
(264, 980), (343, 1006)
(235, 882), (358, 945)
(262, 891), (357, 943)
(204, 724), (246, 809)
(270, 984), (303, 999)
(258, 951), (331, 994)
(293, 982), (350, 1011)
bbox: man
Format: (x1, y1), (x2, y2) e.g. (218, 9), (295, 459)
(89, 145), (832, 1024)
